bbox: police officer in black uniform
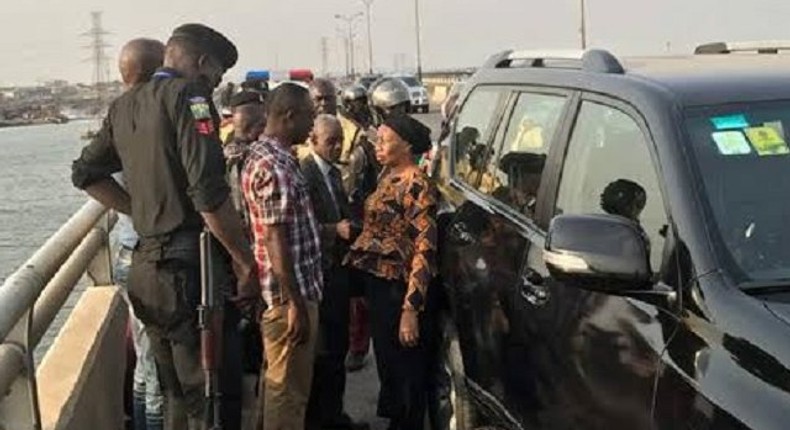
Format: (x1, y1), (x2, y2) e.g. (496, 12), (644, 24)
(71, 23), (258, 430)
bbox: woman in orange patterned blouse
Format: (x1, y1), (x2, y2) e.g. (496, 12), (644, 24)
(344, 114), (437, 430)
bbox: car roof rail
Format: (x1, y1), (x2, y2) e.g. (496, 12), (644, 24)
(483, 49), (624, 74)
(695, 41), (790, 54)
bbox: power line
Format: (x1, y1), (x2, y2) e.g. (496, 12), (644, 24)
(580, 0), (588, 49)
(361, 0), (375, 74)
(320, 37), (329, 77)
(80, 11), (111, 114)
(335, 12), (363, 78)
(414, 0), (423, 80)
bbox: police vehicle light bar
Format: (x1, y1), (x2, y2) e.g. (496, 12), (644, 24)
(245, 70), (270, 81)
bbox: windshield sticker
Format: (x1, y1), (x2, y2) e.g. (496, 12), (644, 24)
(744, 126), (790, 156)
(764, 121), (786, 140)
(712, 131), (752, 155)
(711, 114), (749, 130)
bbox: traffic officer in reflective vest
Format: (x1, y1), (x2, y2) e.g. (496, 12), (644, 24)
(71, 23), (259, 430)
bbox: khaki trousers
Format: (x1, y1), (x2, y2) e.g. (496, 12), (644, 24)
(261, 301), (319, 430)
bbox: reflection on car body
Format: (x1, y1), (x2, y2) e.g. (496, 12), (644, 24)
(434, 43), (790, 430)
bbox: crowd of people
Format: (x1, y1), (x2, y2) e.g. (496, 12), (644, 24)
(71, 23), (439, 430)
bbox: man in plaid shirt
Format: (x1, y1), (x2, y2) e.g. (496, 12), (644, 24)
(241, 83), (322, 430)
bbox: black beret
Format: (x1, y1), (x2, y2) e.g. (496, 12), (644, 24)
(384, 114), (432, 155)
(229, 90), (264, 108)
(170, 23), (238, 69)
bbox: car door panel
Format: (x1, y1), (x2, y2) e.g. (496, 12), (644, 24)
(512, 96), (680, 429)
(442, 86), (576, 429)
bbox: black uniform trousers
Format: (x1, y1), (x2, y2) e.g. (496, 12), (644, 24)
(361, 271), (432, 430)
(307, 265), (352, 428)
(128, 231), (243, 430)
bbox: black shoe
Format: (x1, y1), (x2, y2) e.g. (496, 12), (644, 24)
(345, 352), (368, 372)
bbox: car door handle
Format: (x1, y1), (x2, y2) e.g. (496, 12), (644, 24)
(519, 271), (549, 306)
(448, 223), (475, 245)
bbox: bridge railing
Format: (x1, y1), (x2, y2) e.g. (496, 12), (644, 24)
(0, 200), (117, 429)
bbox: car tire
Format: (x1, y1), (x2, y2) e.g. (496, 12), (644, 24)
(434, 314), (476, 430)
(423, 106), (430, 114)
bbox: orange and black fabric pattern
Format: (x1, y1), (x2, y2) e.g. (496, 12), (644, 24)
(344, 168), (437, 312)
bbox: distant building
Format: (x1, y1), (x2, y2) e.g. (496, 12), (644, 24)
(16, 86), (53, 102)
(46, 80), (69, 89)
(0, 88), (16, 100)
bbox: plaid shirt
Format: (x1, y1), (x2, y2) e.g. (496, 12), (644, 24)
(242, 136), (323, 307)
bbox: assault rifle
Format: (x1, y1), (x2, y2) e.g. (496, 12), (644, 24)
(199, 231), (224, 429)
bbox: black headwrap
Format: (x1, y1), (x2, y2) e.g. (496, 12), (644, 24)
(384, 114), (432, 155)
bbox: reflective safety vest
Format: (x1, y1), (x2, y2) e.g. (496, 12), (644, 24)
(295, 143), (312, 162)
(219, 120), (234, 145)
(338, 113), (363, 164)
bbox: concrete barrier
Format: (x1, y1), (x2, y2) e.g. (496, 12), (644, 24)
(37, 287), (128, 430)
(426, 83), (449, 107)
(423, 72), (472, 108)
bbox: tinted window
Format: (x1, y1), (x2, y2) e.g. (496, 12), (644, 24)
(453, 87), (506, 186)
(400, 77), (421, 87)
(357, 77), (377, 88)
(686, 101), (790, 283)
(556, 101), (667, 271)
(479, 92), (567, 220)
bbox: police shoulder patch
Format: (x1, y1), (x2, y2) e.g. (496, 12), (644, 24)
(188, 96), (212, 121)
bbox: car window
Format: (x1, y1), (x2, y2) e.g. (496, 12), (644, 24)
(478, 92), (567, 220)
(401, 77), (420, 87)
(555, 101), (667, 271)
(453, 87), (506, 186)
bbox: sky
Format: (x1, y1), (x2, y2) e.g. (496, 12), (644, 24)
(2, 0), (790, 87)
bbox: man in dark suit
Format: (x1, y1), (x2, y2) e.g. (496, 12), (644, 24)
(302, 114), (367, 430)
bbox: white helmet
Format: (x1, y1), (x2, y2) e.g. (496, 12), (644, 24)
(342, 84), (368, 103)
(369, 78), (411, 110)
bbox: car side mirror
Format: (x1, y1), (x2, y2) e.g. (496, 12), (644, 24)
(544, 214), (652, 292)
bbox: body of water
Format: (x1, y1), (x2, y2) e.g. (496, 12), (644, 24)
(0, 120), (95, 281)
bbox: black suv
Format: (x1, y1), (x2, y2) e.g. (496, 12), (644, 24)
(434, 43), (790, 430)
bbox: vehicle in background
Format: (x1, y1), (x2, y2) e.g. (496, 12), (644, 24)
(434, 42), (790, 430)
(355, 74), (382, 90)
(391, 74), (430, 113)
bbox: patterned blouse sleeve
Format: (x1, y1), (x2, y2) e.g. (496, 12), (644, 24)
(403, 174), (438, 312)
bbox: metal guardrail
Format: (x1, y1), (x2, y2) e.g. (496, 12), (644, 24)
(0, 200), (117, 429)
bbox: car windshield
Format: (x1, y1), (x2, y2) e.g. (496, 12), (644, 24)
(358, 77), (377, 88)
(686, 100), (790, 285)
(400, 77), (421, 87)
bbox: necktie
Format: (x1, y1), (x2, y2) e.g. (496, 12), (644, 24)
(326, 167), (342, 215)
